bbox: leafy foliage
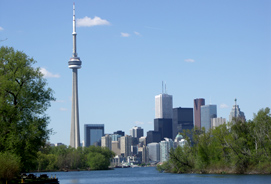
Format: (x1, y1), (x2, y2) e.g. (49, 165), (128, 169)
(0, 152), (21, 181)
(0, 46), (55, 171)
(160, 107), (271, 174)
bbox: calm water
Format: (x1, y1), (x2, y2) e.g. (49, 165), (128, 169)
(33, 167), (271, 184)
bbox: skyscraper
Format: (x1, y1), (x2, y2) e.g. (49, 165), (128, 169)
(154, 118), (173, 140)
(84, 124), (104, 147)
(155, 93), (173, 119)
(120, 135), (132, 157)
(160, 138), (174, 162)
(130, 126), (144, 139)
(172, 107), (194, 138)
(101, 134), (112, 150)
(201, 105), (217, 132)
(69, 3), (82, 148)
(194, 98), (205, 129)
(229, 99), (246, 123)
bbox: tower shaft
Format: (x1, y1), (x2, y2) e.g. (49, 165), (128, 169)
(70, 68), (80, 148)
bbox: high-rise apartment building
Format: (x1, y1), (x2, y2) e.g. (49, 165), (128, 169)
(194, 98), (205, 129)
(120, 135), (132, 157)
(147, 142), (160, 163)
(84, 124), (104, 147)
(130, 126), (144, 139)
(201, 105), (217, 132)
(211, 117), (226, 129)
(155, 94), (173, 119)
(112, 141), (121, 155)
(101, 134), (112, 150)
(160, 138), (174, 162)
(172, 107), (193, 138)
(229, 99), (246, 123)
(138, 145), (149, 164)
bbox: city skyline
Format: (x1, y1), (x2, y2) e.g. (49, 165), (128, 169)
(1, 0), (270, 145)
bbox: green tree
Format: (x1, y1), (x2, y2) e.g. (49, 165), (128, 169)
(0, 152), (21, 183)
(0, 46), (55, 171)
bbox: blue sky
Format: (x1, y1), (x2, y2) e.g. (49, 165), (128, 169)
(1, 0), (270, 145)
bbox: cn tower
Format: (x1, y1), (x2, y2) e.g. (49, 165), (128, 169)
(69, 3), (82, 148)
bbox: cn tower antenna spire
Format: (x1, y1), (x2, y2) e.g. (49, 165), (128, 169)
(72, 2), (77, 57)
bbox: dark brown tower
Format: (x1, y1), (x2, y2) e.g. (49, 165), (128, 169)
(194, 98), (205, 129)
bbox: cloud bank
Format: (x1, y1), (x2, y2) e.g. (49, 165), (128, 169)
(40, 68), (60, 78)
(77, 16), (110, 27)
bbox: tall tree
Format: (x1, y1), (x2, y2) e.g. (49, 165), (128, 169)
(0, 46), (55, 171)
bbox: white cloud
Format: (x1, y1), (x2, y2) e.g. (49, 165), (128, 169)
(134, 31), (141, 36)
(220, 103), (229, 109)
(184, 59), (195, 63)
(0, 27), (3, 31)
(40, 68), (60, 78)
(77, 16), (110, 27)
(121, 32), (130, 37)
(60, 108), (68, 111)
(134, 121), (144, 125)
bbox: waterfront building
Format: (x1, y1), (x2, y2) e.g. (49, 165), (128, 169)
(101, 134), (112, 150)
(154, 118), (173, 140)
(172, 107), (193, 138)
(120, 135), (132, 157)
(194, 98), (205, 129)
(84, 124), (104, 147)
(229, 99), (246, 123)
(160, 138), (174, 162)
(146, 131), (161, 144)
(211, 117), (226, 128)
(147, 142), (160, 163)
(112, 141), (121, 155)
(130, 126), (144, 139)
(138, 145), (149, 164)
(201, 105), (217, 132)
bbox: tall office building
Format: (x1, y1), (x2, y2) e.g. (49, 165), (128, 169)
(101, 134), (112, 150)
(112, 141), (121, 155)
(229, 99), (246, 123)
(211, 117), (226, 129)
(160, 138), (174, 163)
(69, 3), (82, 148)
(194, 98), (205, 129)
(84, 124), (104, 147)
(130, 126), (144, 139)
(138, 145), (149, 164)
(154, 118), (173, 140)
(146, 131), (161, 144)
(113, 130), (125, 136)
(172, 107), (193, 138)
(155, 93), (173, 119)
(110, 134), (122, 141)
(120, 135), (132, 157)
(201, 105), (217, 132)
(147, 142), (160, 163)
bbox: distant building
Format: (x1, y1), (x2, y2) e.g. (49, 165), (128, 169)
(160, 138), (174, 162)
(55, 143), (65, 147)
(112, 141), (121, 155)
(211, 117), (226, 129)
(113, 130), (125, 136)
(155, 93), (173, 119)
(101, 134), (112, 150)
(110, 134), (122, 141)
(84, 124), (104, 147)
(120, 135), (132, 157)
(229, 99), (246, 123)
(130, 126), (144, 139)
(194, 98), (205, 129)
(139, 136), (147, 147)
(147, 142), (160, 163)
(146, 131), (161, 144)
(154, 118), (173, 140)
(172, 107), (193, 138)
(138, 145), (149, 164)
(201, 105), (217, 132)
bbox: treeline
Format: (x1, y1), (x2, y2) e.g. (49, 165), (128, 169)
(35, 145), (115, 171)
(158, 107), (271, 174)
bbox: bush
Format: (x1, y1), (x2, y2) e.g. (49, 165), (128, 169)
(0, 152), (21, 181)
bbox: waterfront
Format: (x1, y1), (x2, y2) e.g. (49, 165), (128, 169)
(33, 167), (271, 184)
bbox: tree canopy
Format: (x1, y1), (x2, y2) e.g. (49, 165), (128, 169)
(0, 46), (55, 171)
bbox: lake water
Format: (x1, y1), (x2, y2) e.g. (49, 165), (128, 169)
(34, 167), (271, 184)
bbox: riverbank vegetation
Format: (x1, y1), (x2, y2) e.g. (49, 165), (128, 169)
(158, 107), (271, 174)
(36, 145), (115, 171)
